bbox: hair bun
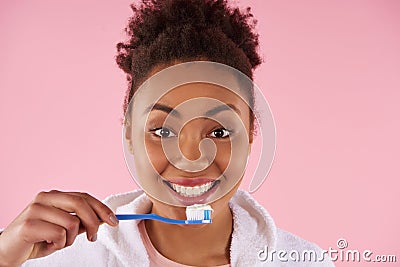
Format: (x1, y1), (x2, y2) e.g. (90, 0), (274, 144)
(116, 0), (262, 115)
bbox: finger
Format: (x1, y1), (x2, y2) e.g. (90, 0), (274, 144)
(35, 190), (119, 226)
(69, 192), (119, 227)
(0, 219), (67, 265)
(23, 202), (80, 247)
(20, 219), (67, 251)
(33, 191), (100, 241)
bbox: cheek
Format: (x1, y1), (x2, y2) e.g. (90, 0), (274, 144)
(145, 138), (169, 174)
(214, 142), (232, 173)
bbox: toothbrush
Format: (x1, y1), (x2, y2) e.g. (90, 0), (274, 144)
(115, 204), (213, 225)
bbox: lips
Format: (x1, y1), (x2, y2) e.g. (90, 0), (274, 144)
(162, 178), (220, 198)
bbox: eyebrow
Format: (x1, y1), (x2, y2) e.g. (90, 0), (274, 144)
(144, 103), (241, 117)
(144, 103), (181, 117)
(204, 104), (241, 117)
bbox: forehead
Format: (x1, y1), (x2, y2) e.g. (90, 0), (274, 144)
(129, 83), (250, 124)
(155, 82), (247, 107)
(131, 82), (249, 120)
(127, 62), (253, 119)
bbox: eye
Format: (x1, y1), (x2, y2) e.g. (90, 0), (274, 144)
(209, 128), (231, 138)
(152, 127), (177, 138)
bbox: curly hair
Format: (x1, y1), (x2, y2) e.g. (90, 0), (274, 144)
(116, 0), (262, 125)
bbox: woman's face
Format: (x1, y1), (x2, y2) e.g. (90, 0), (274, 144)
(125, 65), (253, 207)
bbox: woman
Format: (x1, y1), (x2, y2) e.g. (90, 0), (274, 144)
(0, 0), (333, 266)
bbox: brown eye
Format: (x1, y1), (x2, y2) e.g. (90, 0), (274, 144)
(153, 127), (177, 138)
(209, 128), (230, 138)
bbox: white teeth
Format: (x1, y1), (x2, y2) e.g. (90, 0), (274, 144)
(186, 187), (193, 196)
(170, 182), (214, 197)
(193, 186), (200, 195)
(200, 184), (207, 192)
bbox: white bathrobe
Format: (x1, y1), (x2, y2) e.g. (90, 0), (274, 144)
(22, 190), (334, 267)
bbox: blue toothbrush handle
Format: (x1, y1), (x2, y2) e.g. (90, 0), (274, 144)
(115, 214), (211, 225)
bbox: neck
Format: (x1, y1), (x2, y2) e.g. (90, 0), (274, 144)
(145, 203), (233, 265)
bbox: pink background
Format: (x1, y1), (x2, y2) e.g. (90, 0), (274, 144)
(1, 1), (399, 265)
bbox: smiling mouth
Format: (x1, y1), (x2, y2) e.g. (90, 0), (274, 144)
(163, 179), (220, 198)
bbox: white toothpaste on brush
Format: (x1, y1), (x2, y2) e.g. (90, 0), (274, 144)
(185, 204), (213, 221)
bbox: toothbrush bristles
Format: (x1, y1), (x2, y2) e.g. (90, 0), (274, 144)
(185, 204), (213, 222)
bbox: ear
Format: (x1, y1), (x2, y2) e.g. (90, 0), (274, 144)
(248, 120), (254, 144)
(247, 129), (253, 158)
(124, 117), (134, 154)
(249, 132), (254, 145)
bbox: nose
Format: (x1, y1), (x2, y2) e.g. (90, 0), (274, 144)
(167, 123), (216, 172)
(178, 130), (202, 161)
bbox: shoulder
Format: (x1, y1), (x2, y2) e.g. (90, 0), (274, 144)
(275, 229), (334, 265)
(276, 228), (321, 251)
(230, 190), (334, 266)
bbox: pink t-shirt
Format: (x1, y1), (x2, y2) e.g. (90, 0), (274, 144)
(138, 221), (231, 267)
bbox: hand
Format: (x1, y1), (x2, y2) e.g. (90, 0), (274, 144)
(0, 190), (119, 267)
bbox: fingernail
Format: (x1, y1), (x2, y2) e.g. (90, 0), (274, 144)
(109, 214), (119, 225)
(91, 233), (97, 242)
